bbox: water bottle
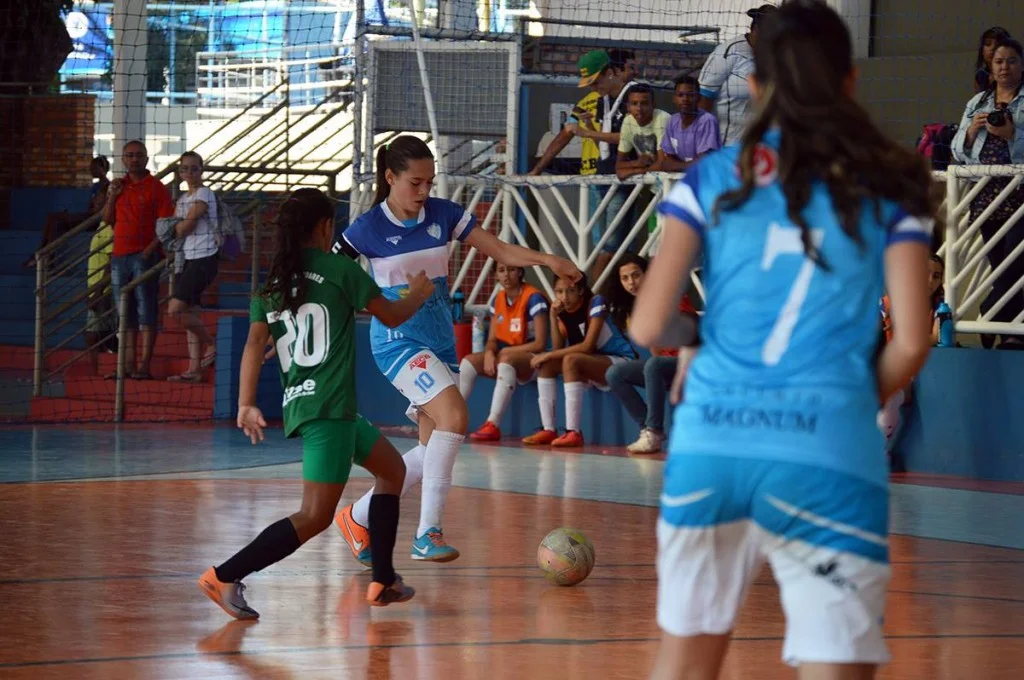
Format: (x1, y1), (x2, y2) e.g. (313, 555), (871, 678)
(452, 289), (465, 323)
(472, 312), (486, 353)
(936, 302), (954, 347)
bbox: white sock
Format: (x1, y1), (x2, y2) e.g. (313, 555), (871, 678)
(458, 358), (477, 398)
(418, 430), (464, 536)
(538, 377), (557, 431)
(351, 444), (425, 526)
(487, 362), (517, 424)
(565, 381), (585, 433)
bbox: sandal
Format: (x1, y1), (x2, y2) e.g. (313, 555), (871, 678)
(200, 351), (217, 369)
(130, 371), (153, 380)
(168, 372), (202, 383)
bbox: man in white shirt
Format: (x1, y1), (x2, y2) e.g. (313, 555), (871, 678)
(697, 4), (777, 146)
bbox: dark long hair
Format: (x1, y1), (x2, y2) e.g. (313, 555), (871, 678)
(558, 273), (593, 318)
(262, 188), (334, 315)
(373, 136), (434, 206)
(976, 27), (1011, 74)
(714, 0), (936, 268)
(600, 253), (648, 330)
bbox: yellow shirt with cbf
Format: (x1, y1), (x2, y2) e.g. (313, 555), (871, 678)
(87, 223), (114, 295)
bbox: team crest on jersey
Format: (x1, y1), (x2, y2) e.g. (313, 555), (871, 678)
(427, 223), (442, 240)
(753, 144), (778, 186)
(408, 354), (430, 370)
(386, 235), (402, 246)
(497, 314), (505, 324)
(509, 318), (521, 333)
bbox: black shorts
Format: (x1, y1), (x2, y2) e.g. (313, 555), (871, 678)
(172, 254), (219, 306)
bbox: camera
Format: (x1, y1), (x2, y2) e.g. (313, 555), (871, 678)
(987, 109), (1007, 127)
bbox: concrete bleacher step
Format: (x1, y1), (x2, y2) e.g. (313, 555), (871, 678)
(63, 376), (214, 408)
(64, 355), (216, 381)
(29, 397), (210, 423)
(1, 319), (86, 350)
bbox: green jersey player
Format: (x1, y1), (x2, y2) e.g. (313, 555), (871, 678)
(199, 188), (433, 619)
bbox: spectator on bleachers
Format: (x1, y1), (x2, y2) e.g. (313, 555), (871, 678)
(524, 273), (636, 448)
(167, 151), (219, 382)
(459, 264), (550, 442)
(602, 254), (698, 454)
(532, 50), (638, 282)
(951, 36), (1024, 349)
(975, 27), (1012, 93)
(24, 155), (110, 268)
(85, 221), (114, 376)
(615, 84), (671, 180)
(103, 140), (174, 379)
(698, 4), (776, 146)
(656, 75), (721, 171)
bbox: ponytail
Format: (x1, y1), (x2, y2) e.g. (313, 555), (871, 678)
(262, 188), (334, 315)
(373, 145), (390, 206)
(372, 136), (435, 206)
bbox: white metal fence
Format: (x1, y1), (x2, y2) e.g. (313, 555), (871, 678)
(430, 166), (1024, 343)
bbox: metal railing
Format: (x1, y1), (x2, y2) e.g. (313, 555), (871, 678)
(30, 194), (271, 421)
(196, 45), (355, 109)
(941, 164), (1024, 339)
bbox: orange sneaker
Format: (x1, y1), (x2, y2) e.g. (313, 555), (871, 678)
(470, 421), (502, 442)
(367, 574), (416, 607)
(551, 430), (584, 447)
(198, 567), (259, 620)
(335, 504), (372, 568)
(522, 429), (558, 445)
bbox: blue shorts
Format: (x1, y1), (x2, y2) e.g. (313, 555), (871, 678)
(110, 252), (160, 329)
(657, 454), (891, 666)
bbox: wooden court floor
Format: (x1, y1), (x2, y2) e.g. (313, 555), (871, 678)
(1, 474), (1021, 680)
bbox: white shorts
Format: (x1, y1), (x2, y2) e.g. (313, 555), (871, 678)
(390, 349), (459, 422)
(592, 355), (629, 392)
(657, 454), (891, 666)
(657, 520), (890, 666)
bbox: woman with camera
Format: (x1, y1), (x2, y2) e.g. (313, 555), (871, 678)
(952, 36), (1024, 349)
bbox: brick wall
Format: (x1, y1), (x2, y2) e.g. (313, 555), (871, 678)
(0, 94), (95, 228)
(22, 95), (95, 187)
(522, 42), (707, 83)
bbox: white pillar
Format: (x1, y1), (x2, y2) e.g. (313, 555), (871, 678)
(112, 0), (148, 171)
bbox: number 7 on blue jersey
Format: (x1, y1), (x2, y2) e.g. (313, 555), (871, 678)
(760, 223), (825, 366)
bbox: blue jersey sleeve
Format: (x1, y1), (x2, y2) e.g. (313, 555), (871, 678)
(435, 199), (477, 243)
(658, 165), (707, 237)
(885, 207), (933, 247)
(335, 211), (375, 257)
(589, 295), (608, 319)
(526, 292), (549, 318)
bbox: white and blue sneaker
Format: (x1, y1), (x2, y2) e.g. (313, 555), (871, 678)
(410, 527), (460, 562)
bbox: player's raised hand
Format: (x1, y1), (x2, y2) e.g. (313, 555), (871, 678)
(548, 256), (582, 283)
(237, 405), (267, 444)
(406, 270), (434, 302)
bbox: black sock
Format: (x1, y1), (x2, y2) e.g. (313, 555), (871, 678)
(214, 518), (301, 583)
(368, 494), (400, 586)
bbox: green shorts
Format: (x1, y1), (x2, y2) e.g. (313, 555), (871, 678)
(296, 415), (381, 484)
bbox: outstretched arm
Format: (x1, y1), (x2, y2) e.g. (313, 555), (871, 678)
(464, 228), (581, 282)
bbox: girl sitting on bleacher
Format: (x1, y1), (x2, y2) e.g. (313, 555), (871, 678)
(523, 273), (636, 447)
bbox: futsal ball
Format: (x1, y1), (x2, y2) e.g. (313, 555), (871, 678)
(537, 527), (595, 586)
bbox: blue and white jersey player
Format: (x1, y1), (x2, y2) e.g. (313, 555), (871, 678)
(333, 136), (581, 565)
